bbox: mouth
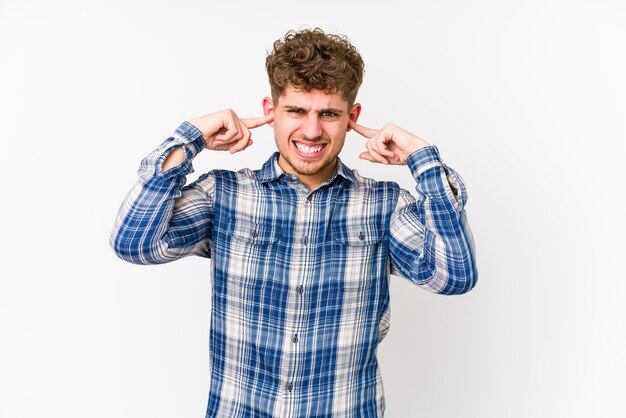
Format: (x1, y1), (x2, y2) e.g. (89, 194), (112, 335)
(292, 140), (328, 159)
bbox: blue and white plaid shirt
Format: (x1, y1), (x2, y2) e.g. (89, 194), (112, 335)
(111, 121), (477, 417)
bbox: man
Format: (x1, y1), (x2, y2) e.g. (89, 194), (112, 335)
(111, 28), (477, 417)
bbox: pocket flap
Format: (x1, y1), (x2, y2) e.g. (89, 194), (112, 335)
(231, 219), (281, 245)
(332, 222), (385, 246)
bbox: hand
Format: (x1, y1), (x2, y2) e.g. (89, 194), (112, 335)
(189, 109), (274, 154)
(349, 120), (430, 165)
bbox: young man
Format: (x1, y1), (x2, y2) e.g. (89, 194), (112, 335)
(111, 29), (477, 417)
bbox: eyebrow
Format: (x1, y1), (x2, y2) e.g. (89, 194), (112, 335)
(283, 105), (344, 114)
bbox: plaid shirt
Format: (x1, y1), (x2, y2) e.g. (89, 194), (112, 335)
(111, 121), (477, 417)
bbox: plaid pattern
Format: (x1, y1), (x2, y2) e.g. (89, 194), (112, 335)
(111, 122), (477, 417)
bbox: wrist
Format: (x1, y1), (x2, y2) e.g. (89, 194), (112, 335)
(162, 147), (186, 171)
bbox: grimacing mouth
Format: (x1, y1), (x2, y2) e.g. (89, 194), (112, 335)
(294, 141), (328, 154)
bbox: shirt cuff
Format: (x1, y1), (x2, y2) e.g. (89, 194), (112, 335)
(175, 121), (206, 157)
(407, 145), (456, 200)
(407, 145), (468, 209)
(152, 122), (206, 177)
(407, 145), (443, 178)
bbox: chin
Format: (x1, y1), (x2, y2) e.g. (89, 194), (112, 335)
(281, 151), (332, 176)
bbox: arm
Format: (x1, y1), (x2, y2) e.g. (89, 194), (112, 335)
(349, 120), (477, 294)
(110, 122), (215, 264)
(389, 146), (477, 294)
(110, 110), (273, 265)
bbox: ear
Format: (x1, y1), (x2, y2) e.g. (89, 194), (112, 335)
(347, 103), (362, 132)
(262, 96), (275, 127)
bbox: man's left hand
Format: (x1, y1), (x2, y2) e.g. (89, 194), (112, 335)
(349, 120), (430, 165)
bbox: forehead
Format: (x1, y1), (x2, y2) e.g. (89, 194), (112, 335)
(278, 85), (348, 111)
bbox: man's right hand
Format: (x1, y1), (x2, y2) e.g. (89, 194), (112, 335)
(163, 109), (273, 171)
(189, 109), (273, 154)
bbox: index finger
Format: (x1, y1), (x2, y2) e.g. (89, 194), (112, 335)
(242, 114), (274, 129)
(349, 119), (378, 139)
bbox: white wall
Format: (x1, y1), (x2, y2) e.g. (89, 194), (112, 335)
(1, 0), (624, 417)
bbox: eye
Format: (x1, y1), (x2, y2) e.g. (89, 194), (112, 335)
(320, 111), (338, 118)
(288, 108), (306, 114)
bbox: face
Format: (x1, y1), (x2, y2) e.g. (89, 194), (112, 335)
(263, 85), (361, 189)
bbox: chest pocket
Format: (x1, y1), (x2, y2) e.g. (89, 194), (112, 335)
(226, 219), (282, 287)
(330, 222), (387, 290)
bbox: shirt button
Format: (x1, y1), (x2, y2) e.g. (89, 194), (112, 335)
(252, 230), (258, 239)
(292, 333), (298, 343)
(286, 382), (293, 392)
(297, 285), (304, 295)
(300, 236), (308, 245)
(358, 231), (365, 241)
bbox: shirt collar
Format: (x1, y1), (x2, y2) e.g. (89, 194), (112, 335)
(256, 152), (359, 187)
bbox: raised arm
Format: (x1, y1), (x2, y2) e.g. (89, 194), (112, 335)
(110, 110), (272, 265)
(350, 120), (477, 294)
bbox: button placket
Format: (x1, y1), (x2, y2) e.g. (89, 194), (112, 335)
(283, 191), (314, 402)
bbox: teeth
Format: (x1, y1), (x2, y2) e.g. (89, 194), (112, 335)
(295, 142), (324, 153)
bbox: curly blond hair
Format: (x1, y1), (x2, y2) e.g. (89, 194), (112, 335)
(266, 28), (365, 106)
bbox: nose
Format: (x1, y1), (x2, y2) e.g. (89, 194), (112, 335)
(300, 114), (323, 140)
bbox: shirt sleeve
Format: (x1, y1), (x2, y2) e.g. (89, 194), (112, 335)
(389, 145), (478, 294)
(110, 121), (215, 264)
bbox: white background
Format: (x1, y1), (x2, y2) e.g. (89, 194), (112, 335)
(1, 0), (625, 417)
